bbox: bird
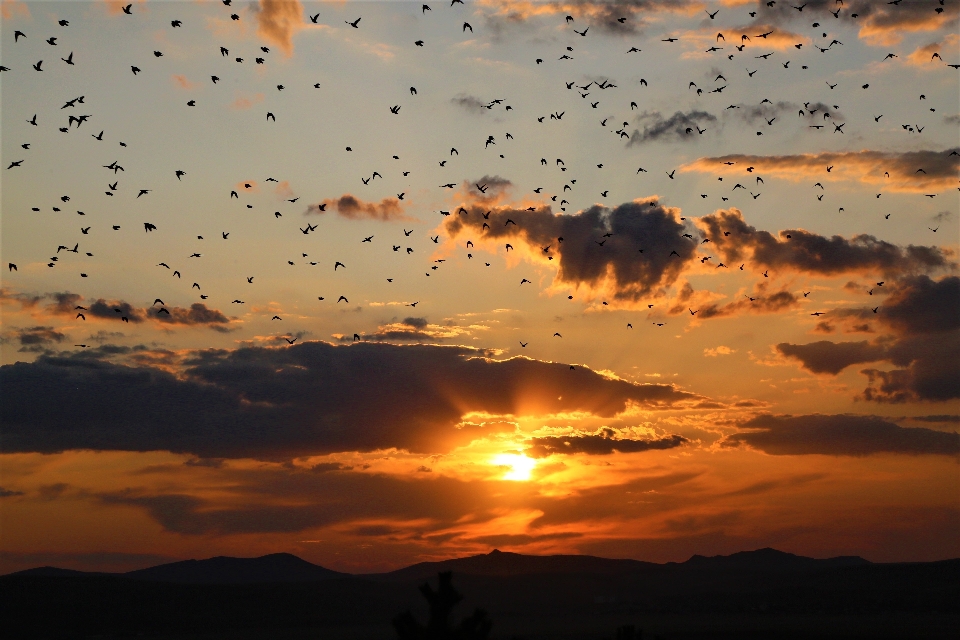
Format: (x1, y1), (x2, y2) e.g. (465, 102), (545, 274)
(346, 17), (361, 28)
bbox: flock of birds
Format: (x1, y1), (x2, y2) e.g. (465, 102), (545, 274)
(3, 0), (957, 354)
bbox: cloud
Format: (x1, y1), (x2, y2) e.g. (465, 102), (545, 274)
(628, 110), (716, 145)
(879, 275), (960, 336)
(230, 93), (265, 110)
(726, 101), (843, 126)
(252, 0), (303, 56)
(443, 199), (698, 302)
(146, 303), (232, 332)
(852, 1), (959, 46)
(95, 465), (508, 536)
(1, 0), (30, 20)
(695, 285), (799, 319)
(171, 74), (199, 90)
(776, 276), (960, 402)
(527, 428), (687, 457)
(451, 94), (493, 115)
(0, 342), (702, 459)
(722, 414), (960, 457)
(88, 299), (145, 322)
(310, 194), (409, 221)
(36, 292), (233, 332)
(337, 317), (478, 343)
(726, 1), (959, 46)
(14, 326), (66, 347)
(776, 340), (887, 376)
(731, 25), (808, 51)
(682, 149), (960, 193)
(696, 209), (951, 278)
(476, 0), (700, 36)
(907, 34), (960, 66)
(464, 175), (514, 205)
(704, 346), (735, 357)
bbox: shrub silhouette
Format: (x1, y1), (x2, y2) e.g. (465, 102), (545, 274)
(393, 571), (492, 640)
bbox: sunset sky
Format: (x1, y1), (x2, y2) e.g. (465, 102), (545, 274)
(1, 0), (958, 575)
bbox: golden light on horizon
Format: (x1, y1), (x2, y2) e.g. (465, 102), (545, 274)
(491, 453), (537, 481)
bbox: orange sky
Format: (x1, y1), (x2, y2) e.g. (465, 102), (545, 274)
(1, 0), (957, 573)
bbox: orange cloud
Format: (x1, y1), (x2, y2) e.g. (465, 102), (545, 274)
(1, 0), (30, 20)
(907, 34), (960, 67)
(857, 3), (959, 46)
(254, 0), (303, 56)
(103, 0), (144, 17)
(310, 194), (410, 222)
(733, 25), (809, 51)
(681, 149), (960, 194)
(230, 93), (264, 110)
(171, 74), (199, 90)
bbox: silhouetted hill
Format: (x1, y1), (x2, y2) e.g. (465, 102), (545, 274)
(680, 547), (871, 570)
(11, 566), (110, 578)
(7, 552), (344, 584)
(2, 550), (958, 639)
(124, 552), (345, 584)
(376, 548), (659, 581)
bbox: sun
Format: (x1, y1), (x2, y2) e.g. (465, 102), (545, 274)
(491, 453), (537, 481)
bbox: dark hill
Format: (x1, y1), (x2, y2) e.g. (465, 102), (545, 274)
(6, 552), (345, 584)
(375, 548), (658, 581)
(680, 547), (871, 570)
(123, 552), (345, 584)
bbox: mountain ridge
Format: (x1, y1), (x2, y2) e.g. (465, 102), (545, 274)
(4, 547), (877, 584)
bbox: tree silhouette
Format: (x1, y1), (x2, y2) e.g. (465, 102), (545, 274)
(393, 571), (492, 640)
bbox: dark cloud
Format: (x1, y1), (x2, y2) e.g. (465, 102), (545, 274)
(777, 276), (960, 403)
(402, 317), (428, 329)
(695, 286), (798, 320)
(451, 94), (491, 115)
(628, 110), (716, 145)
(776, 340), (886, 375)
(527, 428), (687, 457)
(0, 342), (701, 459)
(722, 414), (960, 457)
(88, 298), (144, 322)
(310, 194), (408, 221)
(443, 200), (698, 302)
(697, 209), (950, 277)
(23, 291), (232, 331)
(146, 303), (232, 332)
(729, 101), (844, 125)
(0, 487), (25, 498)
(730, 100), (796, 125)
(465, 175), (513, 203)
(480, 0), (698, 37)
(15, 326), (66, 346)
(880, 275), (960, 336)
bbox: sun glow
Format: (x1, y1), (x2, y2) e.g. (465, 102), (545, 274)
(491, 453), (537, 481)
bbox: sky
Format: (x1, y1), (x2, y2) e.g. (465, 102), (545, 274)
(0, 0), (958, 574)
